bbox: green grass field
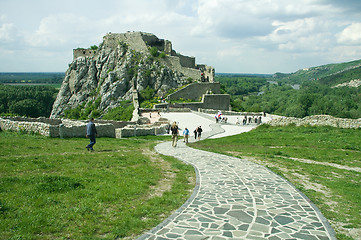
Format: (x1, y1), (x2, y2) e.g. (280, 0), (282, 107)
(0, 132), (195, 239)
(190, 125), (361, 240)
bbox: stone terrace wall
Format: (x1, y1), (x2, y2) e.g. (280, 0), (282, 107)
(0, 117), (170, 138)
(200, 109), (263, 116)
(167, 83), (221, 101)
(0, 118), (60, 137)
(267, 115), (361, 129)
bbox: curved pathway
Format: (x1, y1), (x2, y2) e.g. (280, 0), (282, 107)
(138, 112), (336, 240)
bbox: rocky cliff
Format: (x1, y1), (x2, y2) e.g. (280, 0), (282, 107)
(50, 32), (214, 119)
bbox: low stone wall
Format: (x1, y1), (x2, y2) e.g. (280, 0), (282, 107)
(59, 122), (115, 138)
(167, 83), (221, 101)
(115, 123), (169, 138)
(0, 118), (59, 137)
(267, 115), (361, 129)
(199, 109), (263, 116)
(0, 117), (169, 138)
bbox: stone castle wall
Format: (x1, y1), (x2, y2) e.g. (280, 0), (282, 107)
(73, 49), (98, 60)
(73, 32), (214, 83)
(0, 117), (169, 138)
(167, 83), (221, 101)
(202, 94), (231, 111)
(267, 115), (361, 128)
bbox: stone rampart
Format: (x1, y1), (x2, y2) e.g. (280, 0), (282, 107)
(0, 118), (59, 137)
(115, 123), (169, 138)
(168, 83), (221, 101)
(202, 94), (231, 111)
(0, 117), (169, 138)
(267, 115), (361, 129)
(73, 49), (97, 60)
(199, 109), (263, 116)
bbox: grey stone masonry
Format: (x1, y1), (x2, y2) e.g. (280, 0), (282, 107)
(138, 141), (336, 240)
(0, 117), (168, 138)
(267, 115), (361, 129)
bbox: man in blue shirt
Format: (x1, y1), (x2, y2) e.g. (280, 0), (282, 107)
(183, 128), (189, 143)
(86, 118), (97, 151)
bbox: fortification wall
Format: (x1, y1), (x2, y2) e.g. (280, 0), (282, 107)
(199, 109), (263, 116)
(267, 115), (361, 128)
(115, 123), (168, 138)
(0, 118), (59, 137)
(159, 56), (201, 81)
(73, 49), (97, 60)
(0, 117), (169, 138)
(168, 83), (221, 101)
(202, 94), (231, 111)
(178, 54), (196, 68)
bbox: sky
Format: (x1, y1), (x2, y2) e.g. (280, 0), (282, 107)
(1, 0), (361, 74)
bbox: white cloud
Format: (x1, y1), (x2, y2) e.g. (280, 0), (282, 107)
(0, 23), (15, 42)
(26, 13), (95, 48)
(1, 0), (361, 73)
(337, 23), (361, 45)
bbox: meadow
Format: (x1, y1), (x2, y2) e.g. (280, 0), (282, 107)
(0, 132), (195, 239)
(190, 124), (361, 240)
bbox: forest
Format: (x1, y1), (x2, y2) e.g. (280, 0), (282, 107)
(0, 84), (58, 118)
(217, 60), (361, 119)
(218, 76), (361, 119)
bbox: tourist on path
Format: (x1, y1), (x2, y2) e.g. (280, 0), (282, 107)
(194, 128), (198, 140)
(170, 121), (179, 147)
(197, 126), (203, 140)
(183, 128), (189, 143)
(86, 118), (97, 151)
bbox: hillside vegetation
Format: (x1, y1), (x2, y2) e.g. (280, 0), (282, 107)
(219, 59), (361, 119)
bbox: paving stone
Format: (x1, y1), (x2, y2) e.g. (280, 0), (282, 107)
(136, 115), (336, 240)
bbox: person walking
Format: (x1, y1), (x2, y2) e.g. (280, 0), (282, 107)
(194, 128), (198, 140)
(170, 121), (179, 147)
(197, 126), (203, 140)
(86, 118), (97, 151)
(183, 127), (189, 143)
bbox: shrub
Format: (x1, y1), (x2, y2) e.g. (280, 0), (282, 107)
(103, 101), (134, 121)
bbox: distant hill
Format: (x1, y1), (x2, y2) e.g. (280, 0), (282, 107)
(273, 59), (361, 85)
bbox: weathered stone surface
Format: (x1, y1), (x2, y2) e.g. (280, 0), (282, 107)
(267, 115), (361, 129)
(51, 32), (215, 119)
(0, 117), (168, 138)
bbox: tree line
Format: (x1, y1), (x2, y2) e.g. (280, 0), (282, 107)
(219, 76), (361, 119)
(0, 85), (58, 118)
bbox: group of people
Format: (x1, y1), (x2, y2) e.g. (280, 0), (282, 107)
(170, 122), (202, 147)
(235, 115), (262, 125)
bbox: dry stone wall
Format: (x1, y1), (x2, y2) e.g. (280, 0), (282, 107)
(0, 117), (170, 138)
(267, 115), (361, 128)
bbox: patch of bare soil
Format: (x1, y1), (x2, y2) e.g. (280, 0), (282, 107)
(141, 148), (176, 199)
(280, 156), (361, 173)
(330, 221), (361, 240)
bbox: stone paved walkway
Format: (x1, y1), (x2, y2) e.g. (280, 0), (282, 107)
(137, 113), (336, 240)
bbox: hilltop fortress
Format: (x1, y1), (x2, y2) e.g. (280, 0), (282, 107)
(73, 32), (215, 83)
(51, 31), (228, 120)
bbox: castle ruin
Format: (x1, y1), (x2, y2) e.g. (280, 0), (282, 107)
(73, 31), (215, 83)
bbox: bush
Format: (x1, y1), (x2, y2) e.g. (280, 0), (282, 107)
(103, 101), (134, 121)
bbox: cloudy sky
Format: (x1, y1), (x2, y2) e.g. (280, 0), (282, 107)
(1, 0), (361, 73)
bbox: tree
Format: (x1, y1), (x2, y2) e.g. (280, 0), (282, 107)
(9, 99), (42, 117)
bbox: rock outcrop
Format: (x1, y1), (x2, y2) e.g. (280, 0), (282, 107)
(51, 32), (214, 119)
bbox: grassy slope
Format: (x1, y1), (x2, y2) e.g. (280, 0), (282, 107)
(190, 125), (361, 240)
(0, 132), (195, 239)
